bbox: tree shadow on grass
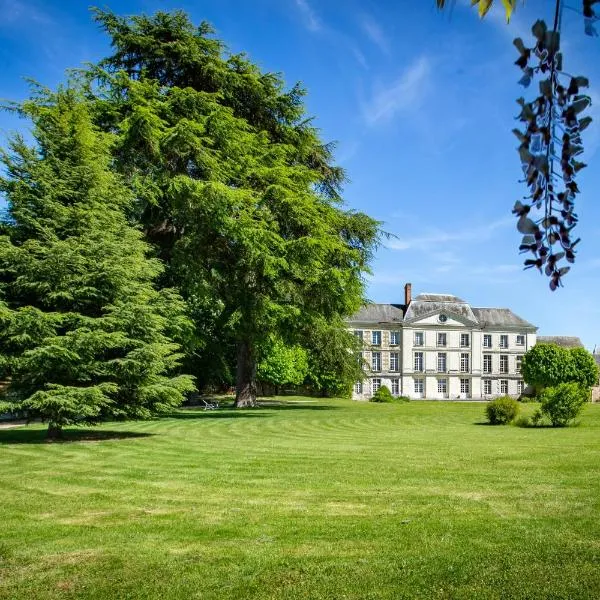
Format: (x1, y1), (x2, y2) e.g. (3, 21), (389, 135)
(170, 401), (339, 419)
(168, 410), (271, 420)
(0, 428), (154, 445)
(258, 402), (340, 411)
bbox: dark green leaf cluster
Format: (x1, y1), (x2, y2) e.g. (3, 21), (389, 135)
(0, 91), (195, 434)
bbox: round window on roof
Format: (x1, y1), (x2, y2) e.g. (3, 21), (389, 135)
(439, 314), (448, 323)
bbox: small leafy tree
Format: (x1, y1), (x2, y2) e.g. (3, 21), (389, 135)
(521, 343), (574, 392)
(569, 347), (599, 387)
(539, 382), (588, 426)
(257, 338), (309, 393)
(0, 90), (195, 438)
(522, 343), (597, 393)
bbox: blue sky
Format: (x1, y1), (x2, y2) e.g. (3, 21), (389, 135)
(1, 0), (600, 347)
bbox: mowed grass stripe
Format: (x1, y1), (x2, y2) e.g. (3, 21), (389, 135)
(1, 399), (600, 599)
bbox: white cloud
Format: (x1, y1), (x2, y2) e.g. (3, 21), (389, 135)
(294, 0), (321, 32)
(388, 217), (513, 251)
(362, 57), (431, 125)
(360, 14), (390, 54)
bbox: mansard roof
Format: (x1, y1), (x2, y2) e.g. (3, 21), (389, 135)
(348, 294), (536, 330)
(537, 335), (583, 348)
(348, 303), (405, 324)
(404, 293), (476, 323)
(471, 307), (536, 330)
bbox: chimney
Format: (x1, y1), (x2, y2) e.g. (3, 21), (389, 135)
(404, 282), (412, 306)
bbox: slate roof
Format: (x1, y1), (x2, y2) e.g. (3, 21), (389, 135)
(413, 293), (466, 303)
(347, 294), (536, 330)
(537, 335), (584, 348)
(404, 293), (477, 323)
(348, 303), (405, 323)
(471, 308), (536, 329)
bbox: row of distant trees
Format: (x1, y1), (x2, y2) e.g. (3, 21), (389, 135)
(0, 9), (378, 437)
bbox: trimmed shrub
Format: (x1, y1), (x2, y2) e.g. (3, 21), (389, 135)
(397, 395), (411, 403)
(539, 383), (588, 427)
(370, 386), (394, 403)
(486, 396), (520, 425)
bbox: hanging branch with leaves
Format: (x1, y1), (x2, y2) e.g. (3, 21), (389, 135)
(512, 3), (593, 290)
(437, 0), (598, 289)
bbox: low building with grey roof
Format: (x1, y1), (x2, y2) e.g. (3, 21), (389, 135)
(348, 283), (538, 400)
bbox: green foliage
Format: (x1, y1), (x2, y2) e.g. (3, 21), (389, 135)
(521, 344), (574, 390)
(486, 396), (520, 425)
(304, 317), (365, 397)
(370, 385), (394, 403)
(522, 344), (598, 393)
(0, 90), (195, 435)
(569, 347), (599, 387)
(539, 383), (588, 427)
(85, 9), (380, 405)
(257, 338), (308, 388)
(398, 395), (411, 403)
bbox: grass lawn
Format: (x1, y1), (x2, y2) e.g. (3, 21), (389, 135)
(1, 399), (600, 599)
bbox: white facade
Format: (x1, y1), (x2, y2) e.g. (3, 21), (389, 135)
(349, 287), (537, 401)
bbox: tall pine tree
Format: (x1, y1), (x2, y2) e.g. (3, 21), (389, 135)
(0, 89), (195, 438)
(86, 10), (380, 406)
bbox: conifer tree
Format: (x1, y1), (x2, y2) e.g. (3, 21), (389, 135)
(86, 10), (380, 406)
(0, 89), (195, 438)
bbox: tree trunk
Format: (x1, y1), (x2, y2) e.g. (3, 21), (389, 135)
(235, 340), (257, 407)
(47, 423), (63, 440)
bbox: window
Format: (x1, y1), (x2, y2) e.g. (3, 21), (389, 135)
(437, 352), (447, 373)
(516, 334), (525, 346)
(517, 380), (524, 394)
(390, 352), (400, 372)
(372, 330), (381, 346)
(483, 354), (492, 374)
(414, 331), (424, 346)
(460, 333), (470, 347)
(354, 381), (363, 395)
(500, 355), (508, 374)
(500, 334), (508, 349)
(414, 378), (424, 395)
(391, 378), (400, 396)
(516, 355), (523, 374)
(437, 332), (447, 347)
(414, 352), (424, 372)
(371, 378), (381, 393)
(354, 330), (364, 342)
(460, 378), (470, 394)
(483, 379), (492, 395)
(460, 353), (470, 373)
(500, 379), (508, 394)
(390, 331), (400, 345)
(437, 378), (448, 394)
(483, 334), (492, 348)
(372, 352), (381, 372)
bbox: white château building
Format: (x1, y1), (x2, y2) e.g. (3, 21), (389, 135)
(348, 284), (537, 400)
